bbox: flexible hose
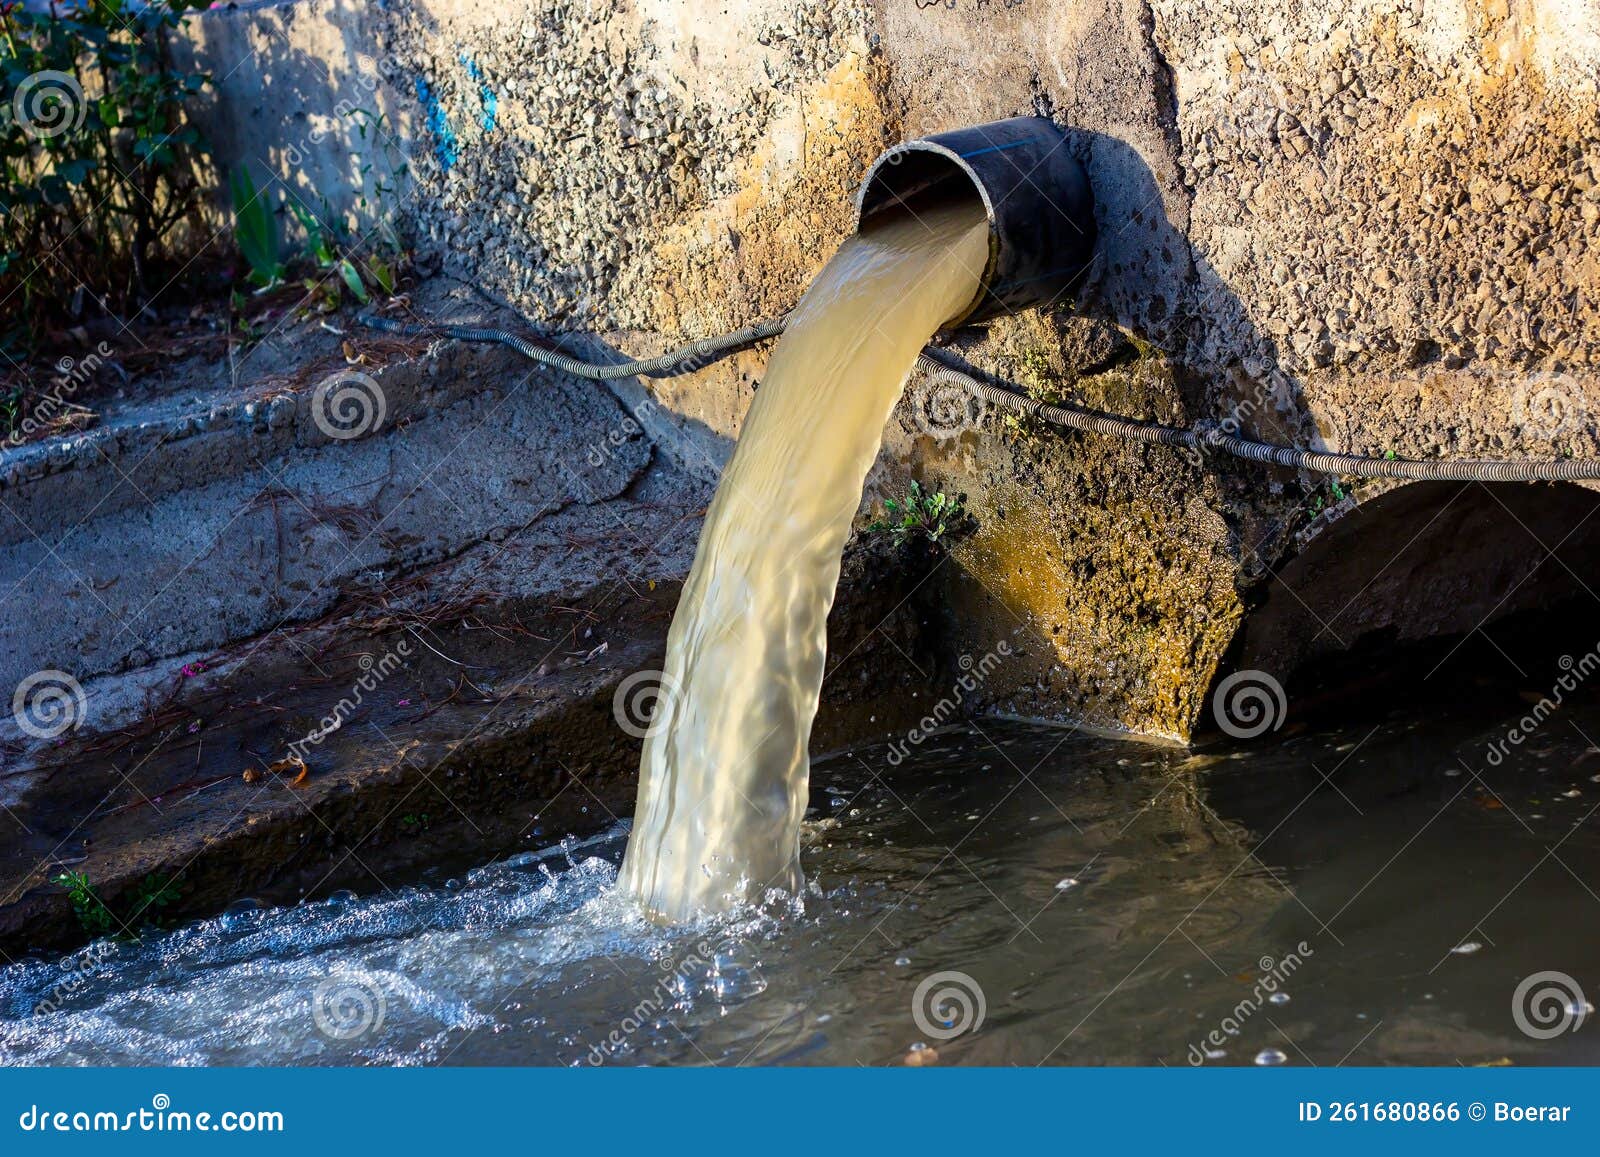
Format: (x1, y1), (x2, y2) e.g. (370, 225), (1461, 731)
(916, 349), (1600, 482)
(359, 311), (787, 380)
(360, 311), (1600, 482)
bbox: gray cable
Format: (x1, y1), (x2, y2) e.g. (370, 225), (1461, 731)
(359, 311), (786, 380)
(361, 312), (1600, 482)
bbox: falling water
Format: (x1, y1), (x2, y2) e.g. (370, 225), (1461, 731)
(619, 195), (991, 921)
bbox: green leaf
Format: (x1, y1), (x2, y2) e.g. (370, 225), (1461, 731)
(338, 258), (370, 304)
(55, 157), (96, 185)
(366, 254), (395, 294)
(229, 165), (283, 286)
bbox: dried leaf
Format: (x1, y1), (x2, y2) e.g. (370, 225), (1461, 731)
(265, 754), (311, 787)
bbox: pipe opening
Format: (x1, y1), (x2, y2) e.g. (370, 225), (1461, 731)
(854, 117), (1097, 327)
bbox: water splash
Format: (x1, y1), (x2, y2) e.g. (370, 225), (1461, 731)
(0, 827), (785, 1067)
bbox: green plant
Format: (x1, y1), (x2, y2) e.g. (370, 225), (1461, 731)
(127, 871), (180, 928)
(1, 0), (212, 339)
(54, 869), (116, 937)
(869, 481), (974, 547)
(54, 869), (180, 939)
(229, 163), (282, 287)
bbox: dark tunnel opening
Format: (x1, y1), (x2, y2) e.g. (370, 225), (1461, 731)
(1206, 481), (1600, 737)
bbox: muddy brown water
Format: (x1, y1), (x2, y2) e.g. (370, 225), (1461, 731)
(3, 679), (1599, 1066)
(619, 196), (990, 920)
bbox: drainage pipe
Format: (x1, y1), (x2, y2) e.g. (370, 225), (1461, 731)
(854, 116), (1096, 326)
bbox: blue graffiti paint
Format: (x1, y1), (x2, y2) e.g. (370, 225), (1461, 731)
(414, 75), (459, 172)
(459, 53), (498, 135)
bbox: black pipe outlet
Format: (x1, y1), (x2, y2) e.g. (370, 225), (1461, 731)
(854, 116), (1096, 327)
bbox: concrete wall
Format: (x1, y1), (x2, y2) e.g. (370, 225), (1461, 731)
(183, 0), (1600, 738)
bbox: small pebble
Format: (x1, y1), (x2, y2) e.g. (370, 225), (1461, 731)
(904, 1045), (939, 1066)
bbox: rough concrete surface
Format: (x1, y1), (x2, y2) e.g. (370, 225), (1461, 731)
(179, 0), (1597, 735)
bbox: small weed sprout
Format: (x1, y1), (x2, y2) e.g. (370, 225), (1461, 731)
(54, 870), (181, 940)
(869, 481), (973, 547)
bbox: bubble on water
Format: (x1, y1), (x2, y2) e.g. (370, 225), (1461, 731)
(326, 890), (356, 906)
(1268, 992), (1290, 1005)
(1254, 1047), (1288, 1066)
(219, 900), (261, 932)
(1451, 941), (1482, 955)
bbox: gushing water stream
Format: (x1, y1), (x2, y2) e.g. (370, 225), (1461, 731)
(618, 197), (990, 921)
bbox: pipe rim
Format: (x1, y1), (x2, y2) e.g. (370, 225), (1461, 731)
(853, 140), (1001, 329)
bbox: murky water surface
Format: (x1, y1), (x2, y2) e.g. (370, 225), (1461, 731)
(5, 687), (1600, 1066)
